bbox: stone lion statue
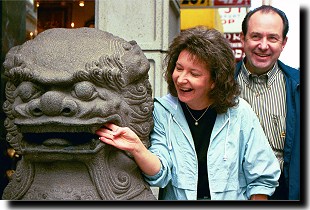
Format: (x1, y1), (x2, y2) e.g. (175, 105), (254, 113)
(2, 28), (155, 200)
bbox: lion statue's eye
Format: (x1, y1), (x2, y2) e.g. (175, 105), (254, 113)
(15, 81), (42, 102)
(73, 81), (98, 101)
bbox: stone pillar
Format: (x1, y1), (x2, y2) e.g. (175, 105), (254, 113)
(95, 0), (180, 98)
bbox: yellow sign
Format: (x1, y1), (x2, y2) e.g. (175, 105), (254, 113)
(180, 0), (211, 8)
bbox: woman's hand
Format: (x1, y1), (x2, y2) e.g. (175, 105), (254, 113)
(95, 123), (143, 155)
(95, 123), (161, 176)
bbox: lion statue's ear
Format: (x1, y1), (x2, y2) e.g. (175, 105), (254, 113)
(119, 41), (150, 87)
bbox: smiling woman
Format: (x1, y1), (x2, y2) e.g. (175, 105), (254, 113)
(96, 26), (281, 200)
(172, 49), (215, 110)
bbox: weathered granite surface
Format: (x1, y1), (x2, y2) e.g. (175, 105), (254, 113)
(2, 28), (155, 200)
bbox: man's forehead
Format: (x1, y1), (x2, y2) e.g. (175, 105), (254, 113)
(248, 12), (284, 35)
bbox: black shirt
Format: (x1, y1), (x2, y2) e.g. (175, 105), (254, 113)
(180, 101), (217, 199)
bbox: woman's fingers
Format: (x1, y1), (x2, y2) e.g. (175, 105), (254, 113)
(101, 123), (118, 132)
(95, 123), (139, 148)
(99, 136), (117, 147)
(96, 123), (120, 136)
(95, 127), (112, 137)
(97, 131), (113, 140)
(105, 123), (128, 138)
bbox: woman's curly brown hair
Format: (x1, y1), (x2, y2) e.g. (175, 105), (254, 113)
(164, 26), (240, 114)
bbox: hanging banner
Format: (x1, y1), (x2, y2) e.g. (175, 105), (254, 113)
(180, 0), (251, 8)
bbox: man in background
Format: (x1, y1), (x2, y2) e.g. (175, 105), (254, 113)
(235, 5), (300, 200)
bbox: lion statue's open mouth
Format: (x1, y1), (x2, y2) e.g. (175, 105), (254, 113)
(16, 116), (121, 155)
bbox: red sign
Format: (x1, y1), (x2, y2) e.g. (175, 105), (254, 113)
(213, 0), (251, 7)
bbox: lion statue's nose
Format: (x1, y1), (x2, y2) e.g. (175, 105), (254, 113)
(40, 91), (78, 116)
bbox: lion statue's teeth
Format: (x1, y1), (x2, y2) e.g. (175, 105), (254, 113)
(42, 139), (71, 146)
